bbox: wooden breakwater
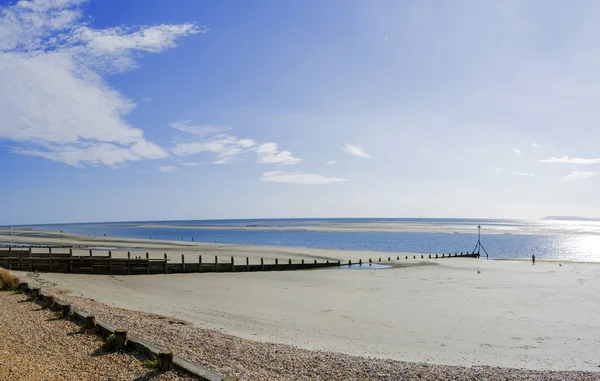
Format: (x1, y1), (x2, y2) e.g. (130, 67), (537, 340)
(0, 246), (341, 275)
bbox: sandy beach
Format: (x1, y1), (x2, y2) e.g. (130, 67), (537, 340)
(18, 257), (600, 373)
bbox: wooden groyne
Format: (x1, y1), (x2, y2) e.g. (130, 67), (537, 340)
(0, 246), (480, 276)
(0, 247), (341, 275)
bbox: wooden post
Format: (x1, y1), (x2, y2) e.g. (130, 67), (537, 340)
(275, 258), (279, 270)
(261, 258), (264, 271)
(89, 249), (93, 274)
(199, 255), (203, 273)
(83, 315), (96, 329)
(158, 350), (173, 371)
(146, 252), (150, 274)
(182, 254), (185, 273)
(215, 256), (218, 272)
(164, 253), (168, 274)
(49, 247), (53, 272)
(28, 247), (32, 271)
(115, 329), (128, 349)
(61, 303), (71, 317)
(108, 251), (112, 275)
(289, 258), (292, 270)
(246, 257), (250, 272)
(44, 295), (55, 308)
(231, 256), (235, 272)
(69, 249), (73, 273)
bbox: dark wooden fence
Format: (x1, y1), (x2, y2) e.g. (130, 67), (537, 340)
(0, 247), (341, 275)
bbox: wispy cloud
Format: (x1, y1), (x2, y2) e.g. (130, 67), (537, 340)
(170, 121), (231, 137)
(559, 171), (597, 182)
(159, 166), (177, 173)
(172, 135), (252, 164)
(261, 171), (347, 185)
(343, 144), (371, 158)
(180, 162), (206, 167)
(326, 160), (336, 165)
(140, 97), (152, 103)
(0, 0), (202, 167)
(540, 156), (600, 165)
(256, 143), (301, 165)
(496, 169), (535, 177)
(513, 149), (522, 155)
(511, 172), (535, 176)
(532, 143), (540, 149)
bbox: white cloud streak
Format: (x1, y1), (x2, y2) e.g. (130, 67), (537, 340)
(255, 143), (301, 165)
(170, 121), (231, 137)
(172, 135), (250, 164)
(511, 172), (535, 177)
(559, 171), (597, 182)
(326, 160), (336, 165)
(159, 166), (177, 173)
(532, 143), (540, 149)
(513, 149), (522, 155)
(540, 156), (600, 165)
(261, 171), (347, 185)
(0, 0), (202, 167)
(343, 144), (371, 158)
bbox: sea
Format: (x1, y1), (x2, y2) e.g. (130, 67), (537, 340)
(14, 218), (600, 262)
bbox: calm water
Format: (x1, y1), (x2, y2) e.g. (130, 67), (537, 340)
(19, 218), (600, 262)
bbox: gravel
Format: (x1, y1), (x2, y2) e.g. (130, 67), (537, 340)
(0, 291), (197, 381)
(45, 290), (600, 381)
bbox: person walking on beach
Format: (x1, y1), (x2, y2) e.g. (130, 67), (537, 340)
(532, 254), (535, 264)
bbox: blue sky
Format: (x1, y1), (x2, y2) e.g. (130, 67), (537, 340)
(1, 0), (600, 224)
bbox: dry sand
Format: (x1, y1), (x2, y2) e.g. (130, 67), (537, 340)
(18, 258), (600, 372)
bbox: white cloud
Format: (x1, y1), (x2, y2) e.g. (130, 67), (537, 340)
(559, 171), (597, 182)
(159, 166), (177, 173)
(513, 149), (522, 155)
(172, 134), (256, 164)
(180, 161), (206, 167)
(140, 97), (152, 103)
(256, 143), (301, 165)
(511, 172), (535, 177)
(496, 169), (535, 177)
(343, 144), (371, 158)
(532, 143), (540, 149)
(0, 0), (201, 167)
(326, 160), (336, 165)
(261, 171), (347, 185)
(170, 120), (231, 137)
(540, 156), (600, 165)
